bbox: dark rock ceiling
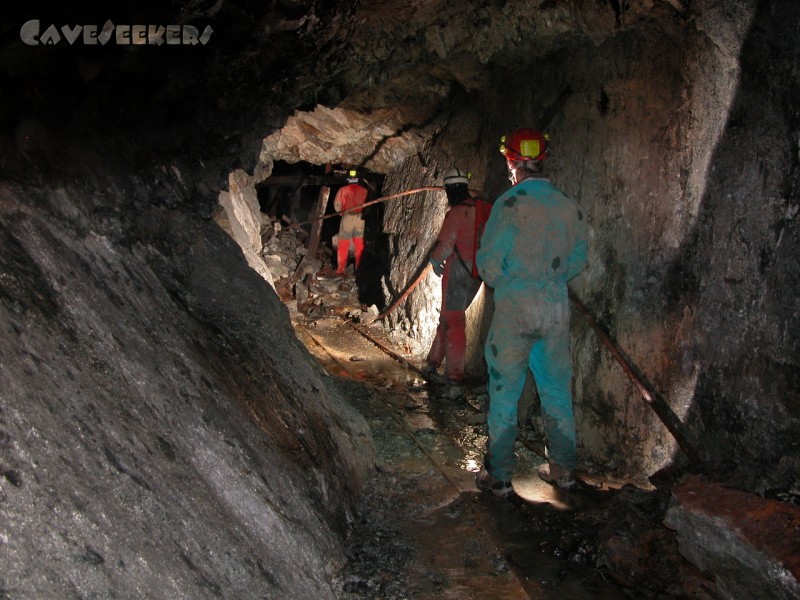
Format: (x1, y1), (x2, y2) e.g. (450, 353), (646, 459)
(1, 0), (684, 188)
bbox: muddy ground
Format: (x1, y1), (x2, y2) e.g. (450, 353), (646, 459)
(286, 274), (714, 600)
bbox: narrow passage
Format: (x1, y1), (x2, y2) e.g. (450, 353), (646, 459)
(293, 312), (629, 599)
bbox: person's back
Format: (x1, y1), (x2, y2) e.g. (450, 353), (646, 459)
(431, 201), (477, 272)
(475, 128), (588, 498)
(335, 183), (367, 213)
(334, 170), (368, 274)
(480, 177), (586, 302)
(424, 168), (484, 389)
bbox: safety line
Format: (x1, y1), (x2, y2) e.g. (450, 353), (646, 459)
(345, 320), (425, 375)
(288, 186), (444, 228)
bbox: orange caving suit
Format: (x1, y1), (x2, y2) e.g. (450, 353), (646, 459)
(426, 199), (484, 383)
(334, 183), (368, 273)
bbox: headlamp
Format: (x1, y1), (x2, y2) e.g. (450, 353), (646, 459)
(520, 139), (541, 158)
(499, 131), (551, 159)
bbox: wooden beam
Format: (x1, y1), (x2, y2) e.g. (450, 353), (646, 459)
(568, 288), (700, 464)
(305, 185), (330, 258)
(286, 183), (330, 288)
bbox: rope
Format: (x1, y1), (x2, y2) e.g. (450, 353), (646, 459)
(288, 186), (444, 229)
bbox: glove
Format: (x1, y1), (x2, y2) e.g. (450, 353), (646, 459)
(430, 259), (444, 277)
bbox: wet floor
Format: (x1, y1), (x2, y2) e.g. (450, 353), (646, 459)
(295, 315), (634, 599)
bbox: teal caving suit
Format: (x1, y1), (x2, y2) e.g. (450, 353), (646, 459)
(476, 176), (588, 481)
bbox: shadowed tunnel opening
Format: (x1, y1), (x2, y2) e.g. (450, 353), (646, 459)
(253, 160), (389, 307)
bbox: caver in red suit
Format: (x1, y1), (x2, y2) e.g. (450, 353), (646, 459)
(334, 174), (368, 274)
(425, 168), (484, 384)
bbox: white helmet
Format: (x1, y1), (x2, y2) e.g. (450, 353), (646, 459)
(443, 168), (470, 186)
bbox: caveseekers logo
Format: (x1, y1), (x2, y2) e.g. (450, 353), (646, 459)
(20, 19), (213, 46)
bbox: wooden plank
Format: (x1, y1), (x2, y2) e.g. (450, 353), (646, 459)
(305, 184), (330, 258)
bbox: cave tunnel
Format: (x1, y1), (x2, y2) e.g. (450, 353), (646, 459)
(1, 1), (799, 598)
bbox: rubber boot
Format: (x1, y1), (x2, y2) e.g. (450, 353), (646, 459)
(352, 237), (365, 271)
(425, 323), (446, 372)
(336, 239), (350, 274)
(442, 310), (466, 382)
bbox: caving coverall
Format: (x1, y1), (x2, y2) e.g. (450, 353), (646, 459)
(426, 199), (484, 383)
(476, 177), (587, 481)
(334, 183), (368, 273)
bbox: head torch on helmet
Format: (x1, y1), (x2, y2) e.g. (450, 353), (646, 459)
(443, 168), (471, 186)
(499, 128), (550, 162)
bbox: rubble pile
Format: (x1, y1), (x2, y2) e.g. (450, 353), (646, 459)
(298, 275), (374, 323)
(259, 215), (373, 321)
(259, 218), (307, 282)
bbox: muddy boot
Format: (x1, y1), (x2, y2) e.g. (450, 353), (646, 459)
(422, 363), (445, 384)
(537, 462), (577, 491)
(476, 469), (514, 498)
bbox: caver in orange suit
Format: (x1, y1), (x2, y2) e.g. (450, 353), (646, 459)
(425, 169), (484, 384)
(334, 176), (368, 274)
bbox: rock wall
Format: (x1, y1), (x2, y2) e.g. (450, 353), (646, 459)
(0, 176), (373, 597)
(378, 0), (799, 487)
(381, 155), (446, 355)
(668, 0), (800, 490)
(381, 140), (492, 377)
(215, 168), (276, 289)
(549, 0), (800, 486)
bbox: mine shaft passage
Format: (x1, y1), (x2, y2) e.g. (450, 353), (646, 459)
(288, 269), (652, 599)
(275, 175), (798, 598)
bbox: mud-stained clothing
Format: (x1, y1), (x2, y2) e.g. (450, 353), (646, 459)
(477, 177), (587, 481)
(426, 200), (484, 382)
(338, 212), (365, 240)
(334, 183), (368, 273)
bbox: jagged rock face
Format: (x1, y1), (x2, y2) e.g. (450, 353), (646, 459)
(260, 105), (438, 175)
(665, 477), (800, 600)
(215, 169), (276, 288)
(0, 179), (373, 597)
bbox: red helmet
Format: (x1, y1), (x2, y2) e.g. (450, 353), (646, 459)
(499, 128), (550, 162)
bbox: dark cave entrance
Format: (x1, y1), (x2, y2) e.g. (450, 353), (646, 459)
(256, 160), (389, 309)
